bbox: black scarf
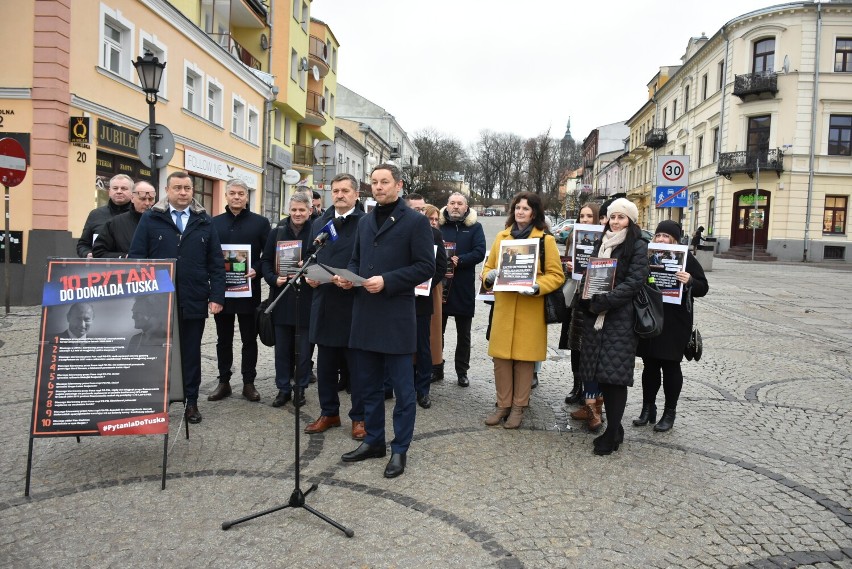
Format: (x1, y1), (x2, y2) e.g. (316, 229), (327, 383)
(510, 222), (534, 240)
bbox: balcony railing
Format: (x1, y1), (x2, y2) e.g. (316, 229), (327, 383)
(308, 36), (330, 77)
(293, 144), (313, 166)
(733, 71), (778, 100)
(644, 128), (667, 149)
(209, 33), (261, 70)
(307, 90), (325, 115)
(717, 149), (784, 179)
(584, 157), (595, 169)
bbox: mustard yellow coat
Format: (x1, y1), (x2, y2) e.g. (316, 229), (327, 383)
(482, 227), (565, 362)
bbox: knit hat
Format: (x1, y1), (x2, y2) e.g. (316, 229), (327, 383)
(606, 198), (638, 224)
(655, 220), (683, 242)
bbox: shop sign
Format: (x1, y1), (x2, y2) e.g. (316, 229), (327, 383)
(69, 117), (91, 148)
(185, 148), (259, 189)
(97, 119), (139, 155)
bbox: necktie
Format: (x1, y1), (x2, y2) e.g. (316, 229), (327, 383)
(173, 210), (184, 233)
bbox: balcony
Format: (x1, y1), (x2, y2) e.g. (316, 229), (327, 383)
(732, 72), (778, 100)
(644, 128), (667, 149)
(303, 90), (326, 126)
(584, 157), (595, 169)
(209, 33), (262, 70)
(716, 149), (784, 180)
(308, 36), (330, 78)
(293, 144), (313, 171)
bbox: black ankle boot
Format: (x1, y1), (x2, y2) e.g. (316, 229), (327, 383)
(565, 379), (583, 404)
(653, 408), (676, 432)
(632, 404), (657, 426)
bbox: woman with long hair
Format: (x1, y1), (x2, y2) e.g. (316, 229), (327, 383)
(577, 198), (648, 455)
(634, 220), (708, 431)
(480, 192), (564, 428)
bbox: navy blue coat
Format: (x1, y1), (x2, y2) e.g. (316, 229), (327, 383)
(439, 208), (486, 317)
(212, 206), (270, 314)
(128, 198), (225, 319)
(260, 218), (314, 328)
(348, 200), (435, 354)
(308, 208), (364, 347)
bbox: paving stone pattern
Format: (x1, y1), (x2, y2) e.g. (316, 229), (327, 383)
(0, 219), (850, 568)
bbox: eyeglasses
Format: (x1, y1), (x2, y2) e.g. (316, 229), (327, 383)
(170, 185), (194, 192)
(135, 194), (156, 201)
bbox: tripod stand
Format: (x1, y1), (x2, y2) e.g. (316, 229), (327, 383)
(222, 236), (353, 537)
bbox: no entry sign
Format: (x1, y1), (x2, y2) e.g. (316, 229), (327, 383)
(0, 137), (28, 187)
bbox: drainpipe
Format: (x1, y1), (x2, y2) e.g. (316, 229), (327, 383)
(712, 26), (730, 249)
(803, 2), (822, 262)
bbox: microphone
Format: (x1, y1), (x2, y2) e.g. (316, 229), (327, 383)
(313, 217), (343, 245)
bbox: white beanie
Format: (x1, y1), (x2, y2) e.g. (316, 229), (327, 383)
(606, 198), (638, 223)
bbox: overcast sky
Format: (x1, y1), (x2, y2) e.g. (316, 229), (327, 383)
(312, 0), (782, 147)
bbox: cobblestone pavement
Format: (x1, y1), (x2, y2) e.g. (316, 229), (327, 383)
(1, 219), (851, 568)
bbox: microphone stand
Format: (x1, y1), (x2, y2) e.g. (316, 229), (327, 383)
(222, 238), (354, 537)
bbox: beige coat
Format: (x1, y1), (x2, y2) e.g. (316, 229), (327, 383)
(482, 227), (564, 361)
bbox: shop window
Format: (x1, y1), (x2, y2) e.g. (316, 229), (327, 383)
(189, 175), (214, 213)
(823, 196), (847, 234)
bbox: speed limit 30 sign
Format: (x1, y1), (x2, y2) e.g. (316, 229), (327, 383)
(655, 155), (690, 209)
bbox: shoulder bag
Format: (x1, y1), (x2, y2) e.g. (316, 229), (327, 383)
(539, 235), (569, 324)
(684, 327), (703, 361)
(633, 280), (664, 338)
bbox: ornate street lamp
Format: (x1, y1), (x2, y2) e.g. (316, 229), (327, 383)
(133, 51), (166, 194)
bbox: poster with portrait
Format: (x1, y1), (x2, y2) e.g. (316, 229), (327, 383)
(415, 245), (438, 297)
(222, 244), (251, 298)
(476, 253), (494, 302)
(571, 223), (605, 280)
(275, 240), (302, 277)
(647, 243), (688, 304)
(493, 238), (539, 292)
(31, 258), (177, 437)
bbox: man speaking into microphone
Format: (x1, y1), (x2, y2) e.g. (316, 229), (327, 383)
(335, 163), (434, 479)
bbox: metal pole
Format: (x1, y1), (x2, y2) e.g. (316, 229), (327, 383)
(752, 162), (759, 261)
(4, 184), (9, 314)
(804, 2), (823, 262)
(149, 102), (159, 198)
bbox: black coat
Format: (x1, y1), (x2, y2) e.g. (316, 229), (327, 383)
(128, 198), (225, 319)
(308, 208), (364, 347)
(416, 227), (448, 316)
(260, 218), (314, 328)
(578, 236), (649, 387)
(638, 253), (708, 361)
(348, 199), (435, 354)
(439, 208), (486, 317)
(212, 207), (271, 314)
(92, 208), (143, 258)
(77, 200), (130, 257)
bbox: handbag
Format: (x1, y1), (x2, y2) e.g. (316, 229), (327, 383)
(255, 296), (276, 347)
(684, 327), (703, 361)
(539, 236), (569, 324)
(633, 280), (664, 338)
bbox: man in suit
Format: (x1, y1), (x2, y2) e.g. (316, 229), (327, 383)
(335, 163), (434, 478)
(129, 171), (226, 424)
(208, 179), (270, 403)
(58, 302), (95, 339)
(92, 181), (156, 258)
(77, 174), (132, 258)
(303, 173), (367, 439)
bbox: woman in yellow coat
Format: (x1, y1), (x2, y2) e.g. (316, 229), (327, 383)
(481, 192), (565, 428)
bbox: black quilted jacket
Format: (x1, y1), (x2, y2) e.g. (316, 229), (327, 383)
(577, 237), (649, 387)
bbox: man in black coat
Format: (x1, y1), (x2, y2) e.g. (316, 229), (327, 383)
(128, 171), (226, 425)
(77, 174), (133, 258)
(303, 174), (366, 439)
(92, 181), (156, 258)
(438, 192), (486, 386)
(335, 164), (434, 479)
(208, 179), (271, 403)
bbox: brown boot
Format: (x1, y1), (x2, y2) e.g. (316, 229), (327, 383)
(587, 402), (603, 432)
(570, 405), (591, 421)
(207, 382), (232, 401)
(484, 407), (510, 426)
(503, 406), (525, 429)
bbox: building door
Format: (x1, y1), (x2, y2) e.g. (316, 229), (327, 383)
(731, 189), (771, 247)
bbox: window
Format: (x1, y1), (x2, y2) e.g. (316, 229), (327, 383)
(189, 175), (214, 213)
(828, 115), (852, 156)
(206, 79), (222, 125)
(184, 65), (203, 115)
(284, 117), (291, 145)
(291, 49), (298, 82)
(836, 38), (852, 72)
(248, 107), (259, 144)
(718, 60), (725, 91)
(672, 99), (677, 121)
(747, 115), (771, 157)
(273, 110), (282, 141)
(330, 93), (335, 117)
(707, 197), (715, 234)
(103, 20), (123, 74)
(823, 196), (847, 234)
(331, 47), (338, 73)
(681, 144), (686, 156)
(701, 73), (708, 101)
(684, 86), (690, 112)
(99, 5), (134, 80)
(712, 127), (720, 162)
(697, 135), (704, 168)
(139, 34), (167, 98)
(753, 38), (775, 73)
(662, 108), (667, 127)
(232, 96), (246, 138)
(323, 87), (330, 114)
(301, 1), (309, 32)
(293, 0), (300, 20)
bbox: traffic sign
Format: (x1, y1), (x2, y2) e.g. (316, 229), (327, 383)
(0, 137), (28, 187)
(657, 155), (689, 185)
(655, 186), (688, 208)
(313, 140), (335, 163)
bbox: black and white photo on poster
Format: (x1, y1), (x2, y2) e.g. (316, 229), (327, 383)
(571, 223), (605, 280)
(647, 242), (688, 304)
(494, 238), (539, 292)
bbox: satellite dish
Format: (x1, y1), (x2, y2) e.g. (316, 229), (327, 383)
(300, 57), (309, 71)
(283, 169), (300, 185)
(260, 33), (269, 51)
(311, 65), (320, 82)
(782, 55), (790, 74)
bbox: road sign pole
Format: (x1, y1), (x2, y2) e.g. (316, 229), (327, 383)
(4, 184), (10, 313)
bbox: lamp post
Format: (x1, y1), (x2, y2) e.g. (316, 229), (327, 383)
(133, 51), (166, 197)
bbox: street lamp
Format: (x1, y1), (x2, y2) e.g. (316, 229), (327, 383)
(133, 51), (166, 195)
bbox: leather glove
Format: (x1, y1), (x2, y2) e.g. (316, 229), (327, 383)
(520, 284), (540, 296)
(483, 269), (498, 288)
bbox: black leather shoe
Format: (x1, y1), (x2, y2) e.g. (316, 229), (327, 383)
(294, 389), (306, 408)
(457, 374), (469, 387)
(272, 390), (292, 408)
(431, 364), (444, 383)
(383, 452), (406, 478)
(417, 393), (432, 409)
(185, 404), (202, 424)
(341, 442), (386, 462)
(207, 382), (232, 401)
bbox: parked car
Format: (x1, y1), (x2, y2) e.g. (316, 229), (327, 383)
(555, 222), (575, 244)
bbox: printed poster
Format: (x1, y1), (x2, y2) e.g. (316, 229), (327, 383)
(415, 245), (438, 297)
(493, 238), (539, 292)
(582, 257), (617, 300)
(571, 224), (605, 280)
(648, 243), (688, 304)
(222, 244), (251, 298)
(275, 240), (302, 277)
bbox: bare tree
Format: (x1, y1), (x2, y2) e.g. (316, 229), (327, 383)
(411, 129), (467, 205)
